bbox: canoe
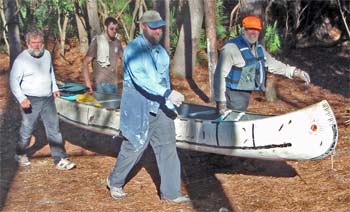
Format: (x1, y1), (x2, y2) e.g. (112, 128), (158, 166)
(55, 84), (338, 161)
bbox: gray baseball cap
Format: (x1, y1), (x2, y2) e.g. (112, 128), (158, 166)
(139, 10), (165, 29)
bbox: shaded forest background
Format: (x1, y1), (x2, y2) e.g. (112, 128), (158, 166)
(1, 0), (349, 98)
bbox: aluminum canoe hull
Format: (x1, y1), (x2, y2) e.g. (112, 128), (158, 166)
(55, 96), (338, 161)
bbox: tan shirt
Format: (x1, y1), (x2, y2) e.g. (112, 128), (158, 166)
(86, 36), (123, 84)
(214, 42), (296, 102)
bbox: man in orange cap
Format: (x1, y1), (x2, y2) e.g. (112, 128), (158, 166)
(214, 15), (311, 114)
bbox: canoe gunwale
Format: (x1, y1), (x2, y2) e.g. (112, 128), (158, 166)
(58, 111), (120, 136)
(55, 96), (338, 161)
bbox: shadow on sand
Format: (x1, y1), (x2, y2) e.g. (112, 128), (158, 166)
(0, 97), (20, 210)
(1, 112), (297, 212)
(62, 120), (296, 212)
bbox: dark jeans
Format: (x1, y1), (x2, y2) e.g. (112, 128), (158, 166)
(225, 88), (252, 111)
(17, 95), (67, 164)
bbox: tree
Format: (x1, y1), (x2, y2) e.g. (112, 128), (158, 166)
(203, 0), (218, 101)
(0, 0), (10, 55)
(54, 0), (74, 57)
(86, 0), (100, 38)
(172, 0), (204, 78)
(4, 0), (21, 68)
(337, 0), (350, 39)
(74, 1), (88, 53)
(154, 0), (170, 53)
(240, 0), (265, 17)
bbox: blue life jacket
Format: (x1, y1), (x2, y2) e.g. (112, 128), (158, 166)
(225, 35), (266, 91)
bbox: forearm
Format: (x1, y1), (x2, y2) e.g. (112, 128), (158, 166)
(82, 69), (91, 86)
(82, 58), (93, 87)
(265, 50), (295, 78)
(10, 77), (26, 103)
(214, 46), (237, 102)
(50, 65), (59, 92)
(213, 66), (228, 102)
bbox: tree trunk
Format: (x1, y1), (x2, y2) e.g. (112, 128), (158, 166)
(172, 0), (204, 78)
(239, 0), (265, 17)
(98, 0), (108, 21)
(4, 0), (21, 68)
(74, 2), (89, 53)
(86, 0), (100, 39)
(203, 0), (217, 102)
(0, 0), (10, 55)
(337, 0), (350, 39)
(130, 0), (139, 40)
(57, 7), (65, 57)
(130, 0), (143, 40)
(58, 14), (69, 57)
(154, 0), (170, 53)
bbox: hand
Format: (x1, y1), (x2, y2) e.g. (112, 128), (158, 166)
(168, 90), (184, 107)
(293, 69), (311, 85)
(216, 101), (227, 115)
(86, 85), (93, 94)
(53, 91), (60, 98)
(20, 98), (31, 109)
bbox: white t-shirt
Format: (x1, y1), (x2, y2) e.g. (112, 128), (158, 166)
(10, 49), (59, 103)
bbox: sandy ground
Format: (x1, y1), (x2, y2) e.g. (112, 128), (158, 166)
(0, 42), (349, 212)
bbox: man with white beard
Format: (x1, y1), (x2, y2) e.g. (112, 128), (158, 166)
(10, 28), (76, 170)
(214, 15), (311, 113)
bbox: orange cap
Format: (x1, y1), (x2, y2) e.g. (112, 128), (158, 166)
(242, 16), (262, 30)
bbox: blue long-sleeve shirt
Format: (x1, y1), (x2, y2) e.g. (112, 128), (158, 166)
(120, 34), (174, 150)
(9, 49), (58, 103)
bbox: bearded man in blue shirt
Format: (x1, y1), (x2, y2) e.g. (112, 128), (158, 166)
(106, 10), (190, 204)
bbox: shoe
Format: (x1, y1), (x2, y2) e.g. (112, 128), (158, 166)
(106, 177), (127, 199)
(15, 154), (31, 167)
(56, 158), (76, 170)
(163, 195), (191, 203)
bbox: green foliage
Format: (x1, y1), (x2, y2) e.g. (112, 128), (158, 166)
(54, 0), (74, 15)
(31, 1), (56, 30)
(264, 22), (281, 54)
(229, 25), (241, 38)
(198, 29), (206, 50)
(197, 0), (229, 52)
(215, 0), (229, 40)
(169, 7), (179, 56)
(19, 3), (28, 19)
(18, 0), (74, 39)
(103, 0), (130, 16)
(121, 12), (133, 31)
(103, 0), (134, 41)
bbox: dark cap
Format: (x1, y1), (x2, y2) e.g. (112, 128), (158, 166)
(139, 10), (165, 29)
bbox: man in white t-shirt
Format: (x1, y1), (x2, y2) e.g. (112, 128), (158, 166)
(9, 28), (75, 170)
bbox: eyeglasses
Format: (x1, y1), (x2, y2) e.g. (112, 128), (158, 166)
(148, 26), (164, 30)
(108, 27), (117, 31)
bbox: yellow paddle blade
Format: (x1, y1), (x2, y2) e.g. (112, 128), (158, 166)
(76, 94), (102, 107)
